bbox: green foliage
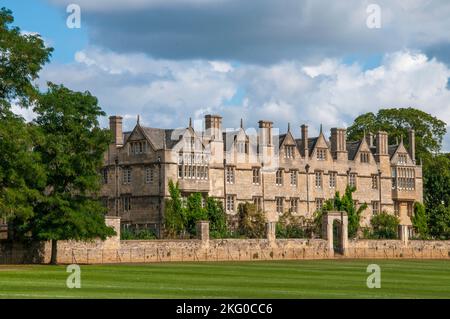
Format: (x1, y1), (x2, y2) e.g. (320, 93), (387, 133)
(0, 111), (46, 224)
(19, 84), (115, 250)
(164, 180), (185, 237)
(320, 186), (368, 238)
(121, 228), (157, 240)
(347, 108), (447, 163)
(428, 204), (450, 240)
(237, 202), (266, 238)
(185, 192), (208, 235)
(0, 7), (51, 224)
(423, 154), (450, 209)
(205, 197), (227, 238)
(369, 212), (400, 239)
(164, 180), (228, 238)
(276, 211), (313, 238)
(412, 202), (428, 239)
(0, 7), (53, 107)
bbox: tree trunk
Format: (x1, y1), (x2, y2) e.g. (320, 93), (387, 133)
(50, 239), (57, 265)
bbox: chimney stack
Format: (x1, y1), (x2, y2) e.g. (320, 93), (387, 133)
(409, 128), (416, 163)
(109, 116), (123, 146)
(376, 131), (388, 156)
(205, 114), (222, 141)
(366, 132), (374, 148)
(259, 120), (273, 146)
(301, 124), (309, 157)
(330, 128), (347, 160)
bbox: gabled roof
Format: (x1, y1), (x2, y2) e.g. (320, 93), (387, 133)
(388, 144), (399, 158)
(346, 140), (362, 160)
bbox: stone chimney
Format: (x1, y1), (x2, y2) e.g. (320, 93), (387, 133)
(109, 116), (123, 146)
(204, 114), (222, 141)
(301, 124), (309, 157)
(259, 120), (273, 146)
(376, 131), (388, 156)
(366, 132), (374, 148)
(408, 128), (416, 163)
(330, 128), (347, 159)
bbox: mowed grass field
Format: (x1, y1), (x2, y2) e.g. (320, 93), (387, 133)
(0, 259), (449, 298)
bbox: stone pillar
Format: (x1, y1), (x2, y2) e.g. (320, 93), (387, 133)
(341, 213), (349, 256)
(197, 221), (210, 247)
(103, 216), (121, 249)
(399, 225), (409, 246)
(266, 222), (276, 243)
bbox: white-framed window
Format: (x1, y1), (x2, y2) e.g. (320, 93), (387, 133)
(252, 168), (261, 185)
(316, 148), (327, 160)
(315, 198), (324, 211)
(349, 173), (357, 188)
(145, 166), (154, 184)
(253, 196), (262, 211)
(285, 145), (295, 159)
(329, 171), (336, 188)
(122, 167), (132, 184)
(122, 196), (132, 212)
(276, 197), (284, 214)
(226, 195), (235, 212)
(290, 170), (297, 186)
(371, 174), (378, 189)
(290, 198), (298, 214)
(372, 201), (380, 214)
(226, 166), (235, 184)
(394, 201), (400, 216)
(276, 169), (283, 186)
(315, 171), (323, 188)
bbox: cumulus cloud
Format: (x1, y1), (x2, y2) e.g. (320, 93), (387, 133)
(37, 47), (450, 150)
(46, 0), (450, 64)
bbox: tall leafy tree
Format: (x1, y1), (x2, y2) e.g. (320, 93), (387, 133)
(0, 7), (52, 107)
(412, 202), (428, 239)
(347, 108), (447, 162)
(0, 7), (51, 224)
(26, 83), (115, 264)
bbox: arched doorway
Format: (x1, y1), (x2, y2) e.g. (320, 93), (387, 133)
(322, 211), (348, 256)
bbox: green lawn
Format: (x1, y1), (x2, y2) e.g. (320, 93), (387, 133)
(0, 259), (449, 298)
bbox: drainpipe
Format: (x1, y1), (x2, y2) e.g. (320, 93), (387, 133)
(305, 164), (310, 215)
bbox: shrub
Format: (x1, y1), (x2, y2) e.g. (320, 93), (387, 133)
(412, 202), (428, 239)
(369, 212), (400, 239)
(276, 211), (312, 238)
(121, 228), (157, 240)
(237, 202), (266, 238)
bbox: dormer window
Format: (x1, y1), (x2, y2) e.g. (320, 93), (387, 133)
(398, 154), (407, 164)
(236, 141), (247, 154)
(360, 152), (370, 163)
(285, 145), (295, 159)
(316, 148), (327, 160)
(130, 141), (147, 155)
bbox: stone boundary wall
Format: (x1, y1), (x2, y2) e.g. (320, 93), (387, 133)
(1, 217), (450, 264)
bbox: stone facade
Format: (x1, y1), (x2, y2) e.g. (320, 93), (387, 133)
(101, 115), (423, 237)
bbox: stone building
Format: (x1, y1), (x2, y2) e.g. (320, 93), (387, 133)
(101, 115), (422, 237)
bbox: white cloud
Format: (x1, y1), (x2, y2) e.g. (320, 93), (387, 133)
(38, 47), (450, 150)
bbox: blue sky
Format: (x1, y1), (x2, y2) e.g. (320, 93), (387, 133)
(3, 0), (87, 63)
(4, 0), (450, 151)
